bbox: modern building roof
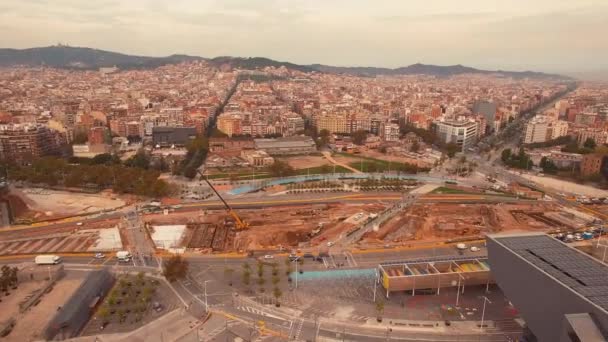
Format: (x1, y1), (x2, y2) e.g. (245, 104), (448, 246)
(489, 233), (608, 313)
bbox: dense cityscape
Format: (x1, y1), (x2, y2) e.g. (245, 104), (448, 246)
(0, 1), (608, 342)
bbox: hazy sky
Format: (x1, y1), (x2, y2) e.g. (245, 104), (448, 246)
(1, 0), (607, 72)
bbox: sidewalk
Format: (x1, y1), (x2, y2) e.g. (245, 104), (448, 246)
(66, 309), (206, 342)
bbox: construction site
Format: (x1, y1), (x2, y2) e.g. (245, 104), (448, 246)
(143, 203), (388, 251)
(361, 202), (594, 246)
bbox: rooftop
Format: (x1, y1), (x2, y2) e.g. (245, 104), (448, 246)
(490, 233), (608, 313)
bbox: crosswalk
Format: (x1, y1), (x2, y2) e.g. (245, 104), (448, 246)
(322, 252), (358, 269)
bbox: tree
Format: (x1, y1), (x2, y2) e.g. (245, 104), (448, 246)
(162, 255), (189, 282)
(72, 128), (89, 144)
(540, 157), (558, 174)
(97, 305), (110, 323)
(124, 149), (150, 170)
(501, 148), (512, 163)
(446, 143), (459, 158)
(267, 160), (295, 177)
(584, 138), (597, 150)
(318, 129), (330, 147)
(136, 271), (145, 285)
(242, 270), (251, 286)
(375, 300), (385, 322)
(273, 287), (282, 307)
(224, 267), (234, 286)
(352, 130), (367, 145)
(410, 140), (420, 153)
(9, 267), (17, 288)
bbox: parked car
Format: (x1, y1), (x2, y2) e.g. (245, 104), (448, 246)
(263, 255), (274, 260)
(470, 246), (480, 252)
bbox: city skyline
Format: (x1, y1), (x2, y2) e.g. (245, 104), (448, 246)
(1, 0), (607, 74)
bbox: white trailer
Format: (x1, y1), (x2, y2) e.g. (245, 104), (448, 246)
(34, 255), (62, 265)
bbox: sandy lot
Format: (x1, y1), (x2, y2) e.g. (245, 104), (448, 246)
(20, 188), (125, 216)
(519, 173), (608, 197)
(0, 273), (85, 342)
(283, 155), (330, 169)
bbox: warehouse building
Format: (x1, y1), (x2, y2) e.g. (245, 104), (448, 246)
(152, 127), (197, 147)
(254, 136), (316, 155)
(487, 233), (608, 342)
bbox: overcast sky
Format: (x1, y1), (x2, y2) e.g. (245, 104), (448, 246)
(1, 0), (607, 73)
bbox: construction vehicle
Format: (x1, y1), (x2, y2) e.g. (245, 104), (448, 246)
(198, 171), (249, 230)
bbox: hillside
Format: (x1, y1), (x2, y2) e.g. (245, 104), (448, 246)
(309, 63), (567, 79)
(0, 46), (569, 79)
(0, 45), (204, 69)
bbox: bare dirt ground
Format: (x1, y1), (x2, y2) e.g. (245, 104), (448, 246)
(15, 188), (126, 218)
(283, 155), (331, 169)
(144, 203), (389, 251)
(0, 274), (85, 342)
(362, 202), (564, 244)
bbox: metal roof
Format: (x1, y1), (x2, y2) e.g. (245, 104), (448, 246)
(492, 234), (608, 313)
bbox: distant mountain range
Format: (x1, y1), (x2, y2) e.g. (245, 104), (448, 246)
(0, 45), (570, 79)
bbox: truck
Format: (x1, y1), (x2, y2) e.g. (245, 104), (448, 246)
(34, 255), (62, 265)
(116, 251), (132, 262)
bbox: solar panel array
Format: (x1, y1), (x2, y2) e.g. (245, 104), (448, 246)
(496, 235), (608, 312)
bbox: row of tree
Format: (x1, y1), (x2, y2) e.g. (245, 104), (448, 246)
(4, 157), (174, 197)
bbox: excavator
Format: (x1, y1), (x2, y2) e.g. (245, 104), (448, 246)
(198, 171), (249, 230)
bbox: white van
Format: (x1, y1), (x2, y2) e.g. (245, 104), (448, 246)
(35, 255), (62, 265)
(116, 251), (132, 262)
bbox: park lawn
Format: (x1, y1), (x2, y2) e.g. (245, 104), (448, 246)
(336, 152), (422, 173)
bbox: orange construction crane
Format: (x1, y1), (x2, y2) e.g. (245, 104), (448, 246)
(198, 171), (249, 230)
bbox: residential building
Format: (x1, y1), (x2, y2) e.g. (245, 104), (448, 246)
(434, 118), (478, 152)
(0, 124), (66, 163)
(524, 116), (569, 144)
(88, 126), (108, 145)
(577, 128), (608, 146)
(548, 152), (582, 170)
(472, 100), (497, 129)
(217, 113), (243, 137)
(580, 153), (605, 177)
(380, 122), (400, 142)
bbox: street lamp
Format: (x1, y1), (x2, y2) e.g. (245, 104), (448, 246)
(480, 296), (493, 332)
